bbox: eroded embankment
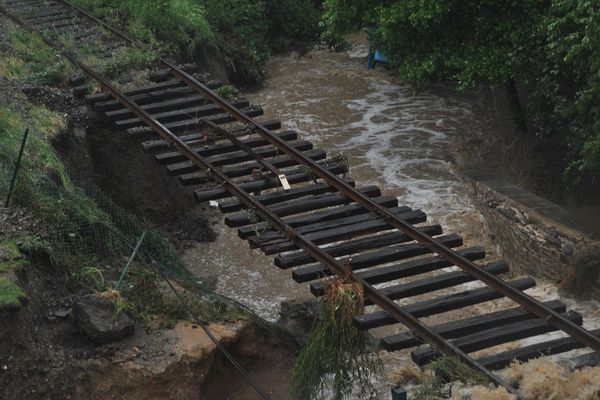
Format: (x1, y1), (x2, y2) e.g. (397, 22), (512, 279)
(0, 19), (295, 398)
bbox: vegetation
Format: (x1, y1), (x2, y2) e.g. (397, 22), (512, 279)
(290, 278), (381, 400)
(0, 241), (29, 311)
(70, 0), (322, 84)
(0, 277), (26, 311)
(0, 27), (73, 86)
(321, 0), (600, 190)
(0, 92), (243, 326)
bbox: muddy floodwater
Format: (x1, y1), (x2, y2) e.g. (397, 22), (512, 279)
(183, 40), (600, 397)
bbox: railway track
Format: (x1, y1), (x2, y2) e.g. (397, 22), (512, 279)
(3, 0), (600, 396)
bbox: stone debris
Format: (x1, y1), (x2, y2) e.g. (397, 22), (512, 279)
(72, 294), (134, 344)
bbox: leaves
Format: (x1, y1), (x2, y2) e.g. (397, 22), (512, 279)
(322, 0), (600, 187)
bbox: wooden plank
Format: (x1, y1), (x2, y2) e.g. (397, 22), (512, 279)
(353, 278), (537, 330)
(411, 311), (583, 366)
(292, 233), (462, 281)
(311, 244), (485, 291)
(568, 351), (600, 369)
(166, 140), (313, 176)
(106, 94), (208, 120)
(235, 187), (385, 234)
(142, 121), (284, 153)
(251, 205), (415, 248)
(237, 194), (393, 235)
(231, 185), (383, 229)
(218, 179), (355, 213)
(194, 163), (349, 202)
(478, 328), (600, 371)
(179, 149), (327, 185)
(114, 100), (250, 128)
(159, 106), (263, 133)
(86, 80), (184, 104)
(275, 226), (443, 269)
(181, 129), (295, 160)
(90, 81), (221, 110)
(272, 196), (397, 229)
(262, 209), (427, 255)
(355, 247), (486, 285)
(362, 261), (509, 304)
(382, 299), (566, 351)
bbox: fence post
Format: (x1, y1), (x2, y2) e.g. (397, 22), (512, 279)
(5, 128), (29, 208)
(115, 230), (147, 291)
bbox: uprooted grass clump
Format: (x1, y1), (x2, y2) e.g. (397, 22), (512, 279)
(290, 278), (381, 400)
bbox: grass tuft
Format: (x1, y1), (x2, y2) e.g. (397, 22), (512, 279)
(0, 277), (26, 311)
(290, 278), (381, 400)
(0, 26), (74, 86)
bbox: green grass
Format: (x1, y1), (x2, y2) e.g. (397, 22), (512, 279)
(0, 26), (74, 86)
(70, 0), (213, 55)
(0, 240), (30, 310)
(102, 47), (157, 78)
(0, 277), (26, 311)
(215, 84), (240, 100)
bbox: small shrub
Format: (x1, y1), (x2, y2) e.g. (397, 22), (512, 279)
(3, 26), (73, 86)
(215, 84), (240, 100)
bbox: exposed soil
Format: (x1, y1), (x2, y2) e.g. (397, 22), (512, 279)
(0, 14), (296, 400)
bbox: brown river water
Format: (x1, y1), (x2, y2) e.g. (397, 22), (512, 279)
(183, 40), (600, 397)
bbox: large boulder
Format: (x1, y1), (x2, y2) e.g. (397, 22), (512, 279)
(73, 294), (134, 344)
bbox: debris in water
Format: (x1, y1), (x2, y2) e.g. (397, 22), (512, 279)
(502, 358), (600, 400)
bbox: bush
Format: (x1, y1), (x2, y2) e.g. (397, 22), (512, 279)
(71, 0), (213, 55)
(321, 0), (600, 189)
(72, 0), (322, 85)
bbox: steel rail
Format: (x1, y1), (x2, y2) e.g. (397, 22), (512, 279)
(200, 118), (291, 189)
(164, 63), (600, 355)
(0, 3), (523, 394)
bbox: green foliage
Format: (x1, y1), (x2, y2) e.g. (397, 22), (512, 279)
(321, 0), (600, 187)
(264, 0), (321, 52)
(102, 47), (157, 78)
(0, 105), (113, 238)
(290, 280), (381, 400)
(72, 266), (108, 292)
(215, 84), (240, 100)
(0, 27), (73, 85)
(71, 0), (213, 54)
(540, 1), (600, 184)
(0, 277), (26, 311)
(72, 0), (321, 84)
(321, 0), (375, 49)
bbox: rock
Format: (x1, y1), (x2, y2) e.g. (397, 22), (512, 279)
(72, 294), (134, 344)
(278, 298), (320, 345)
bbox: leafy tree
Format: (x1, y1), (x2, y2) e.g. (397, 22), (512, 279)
(322, 0), (600, 187)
